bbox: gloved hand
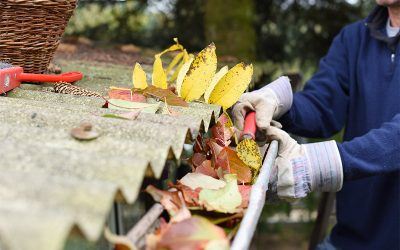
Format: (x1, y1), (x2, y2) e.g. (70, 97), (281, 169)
(266, 126), (343, 201)
(232, 76), (293, 132)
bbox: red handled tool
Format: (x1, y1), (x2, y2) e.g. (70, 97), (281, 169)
(237, 111), (263, 171)
(0, 62), (83, 94)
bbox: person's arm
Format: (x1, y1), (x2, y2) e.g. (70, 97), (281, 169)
(338, 114), (400, 180)
(266, 114), (400, 200)
(279, 27), (351, 138)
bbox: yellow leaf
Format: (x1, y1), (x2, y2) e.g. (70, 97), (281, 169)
(204, 65), (229, 103)
(132, 62), (148, 89)
(159, 38), (184, 56)
(176, 57), (194, 97)
(209, 63), (253, 110)
(166, 52), (184, 75)
(169, 59), (185, 83)
(180, 43), (217, 101)
(152, 55), (168, 89)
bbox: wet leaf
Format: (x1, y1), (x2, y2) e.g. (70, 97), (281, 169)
(107, 99), (160, 113)
(204, 66), (228, 103)
(237, 138), (262, 171)
(180, 43), (217, 101)
(148, 216), (229, 250)
(199, 174), (242, 213)
(70, 122), (100, 141)
(108, 88), (147, 103)
(216, 147), (252, 184)
(180, 173), (226, 190)
(132, 62), (148, 89)
(152, 55), (168, 89)
(209, 63), (253, 109)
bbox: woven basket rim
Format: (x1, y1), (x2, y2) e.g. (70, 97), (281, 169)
(2, 0), (76, 8)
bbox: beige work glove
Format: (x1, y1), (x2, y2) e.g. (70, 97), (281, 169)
(267, 126), (343, 201)
(232, 76), (293, 132)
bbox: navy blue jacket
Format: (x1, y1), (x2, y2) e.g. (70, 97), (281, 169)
(279, 6), (400, 250)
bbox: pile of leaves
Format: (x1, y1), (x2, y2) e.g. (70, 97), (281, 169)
(142, 114), (262, 250)
(104, 38), (253, 117)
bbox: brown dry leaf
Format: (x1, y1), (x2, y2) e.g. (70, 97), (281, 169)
(147, 216), (229, 250)
(138, 85), (188, 107)
(216, 147), (252, 184)
(145, 186), (191, 223)
(70, 122), (100, 141)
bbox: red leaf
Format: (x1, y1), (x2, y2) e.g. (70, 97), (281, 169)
(150, 217), (229, 250)
(145, 185), (191, 222)
(216, 147), (252, 184)
(191, 153), (207, 168)
(238, 185), (251, 208)
(108, 89), (147, 102)
(194, 160), (218, 179)
(173, 184), (201, 207)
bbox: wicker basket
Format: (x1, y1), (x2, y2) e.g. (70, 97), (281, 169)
(0, 0), (77, 73)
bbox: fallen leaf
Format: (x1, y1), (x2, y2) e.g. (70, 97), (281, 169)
(238, 185), (251, 208)
(216, 147), (252, 184)
(108, 88), (147, 103)
(104, 227), (134, 250)
(210, 122), (233, 147)
(199, 174), (242, 213)
(237, 138), (262, 171)
(180, 43), (217, 101)
(195, 160), (219, 179)
(204, 66), (229, 103)
(132, 62), (148, 89)
(180, 173), (226, 190)
(145, 185), (191, 222)
(166, 51), (184, 75)
(139, 85), (188, 107)
(102, 111), (140, 120)
(176, 57), (194, 97)
(209, 62), (253, 109)
(107, 99), (160, 113)
(70, 122), (100, 141)
(148, 216), (229, 250)
(152, 55), (168, 89)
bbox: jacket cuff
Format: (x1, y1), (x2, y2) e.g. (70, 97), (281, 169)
(266, 76), (293, 118)
(304, 141), (343, 192)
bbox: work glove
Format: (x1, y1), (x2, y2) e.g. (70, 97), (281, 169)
(266, 126), (343, 201)
(232, 76), (293, 133)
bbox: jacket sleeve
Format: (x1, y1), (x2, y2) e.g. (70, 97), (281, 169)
(337, 114), (400, 180)
(279, 28), (350, 138)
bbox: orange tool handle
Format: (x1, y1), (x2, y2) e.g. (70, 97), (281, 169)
(18, 72), (83, 83)
(243, 111), (257, 140)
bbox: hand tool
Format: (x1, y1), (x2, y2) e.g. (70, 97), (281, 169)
(0, 62), (83, 94)
(237, 111), (263, 172)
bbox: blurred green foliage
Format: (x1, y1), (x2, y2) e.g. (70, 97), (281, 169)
(66, 0), (374, 88)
